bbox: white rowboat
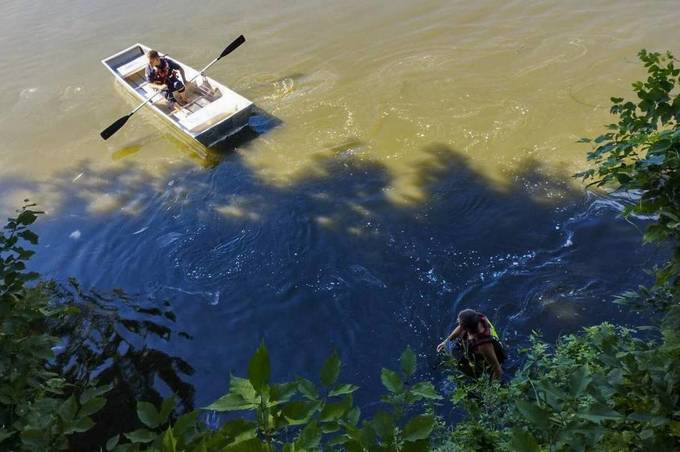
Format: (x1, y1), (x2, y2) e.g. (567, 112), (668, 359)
(102, 43), (253, 147)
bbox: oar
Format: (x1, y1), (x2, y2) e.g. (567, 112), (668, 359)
(100, 34), (246, 140)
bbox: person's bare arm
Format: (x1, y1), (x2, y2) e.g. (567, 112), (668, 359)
(437, 325), (462, 352)
(477, 342), (502, 380)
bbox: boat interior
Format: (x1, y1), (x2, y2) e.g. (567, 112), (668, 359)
(105, 46), (252, 135)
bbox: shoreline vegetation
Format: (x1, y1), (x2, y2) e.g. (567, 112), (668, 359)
(1, 50), (679, 451)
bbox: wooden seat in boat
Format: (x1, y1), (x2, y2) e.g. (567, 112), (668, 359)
(116, 55), (148, 78)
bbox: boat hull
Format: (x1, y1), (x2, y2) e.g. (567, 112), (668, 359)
(102, 44), (254, 148)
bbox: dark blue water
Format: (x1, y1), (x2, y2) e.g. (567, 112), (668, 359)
(13, 144), (662, 408)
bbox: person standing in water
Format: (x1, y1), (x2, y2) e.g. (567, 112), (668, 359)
(437, 309), (505, 380)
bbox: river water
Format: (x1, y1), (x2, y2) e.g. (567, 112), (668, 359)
(1, 0), (677, 406)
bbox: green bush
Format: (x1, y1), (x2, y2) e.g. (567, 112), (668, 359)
(0, 203), (109, 450)
(104, 345), (442, 451)
(577, 49), (680, 311)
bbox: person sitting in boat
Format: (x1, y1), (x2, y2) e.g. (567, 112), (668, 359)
(436, 309), (505, 380)
(145, 50), (188, 110)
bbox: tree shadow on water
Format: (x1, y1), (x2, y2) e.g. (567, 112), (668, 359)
(3, 141), (662, 413)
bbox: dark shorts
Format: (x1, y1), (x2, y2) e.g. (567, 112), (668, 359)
(445, 338), (506, 378)
(163, 77), (185, 102)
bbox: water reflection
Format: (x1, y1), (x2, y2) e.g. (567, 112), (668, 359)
(47, 279), (194, 451)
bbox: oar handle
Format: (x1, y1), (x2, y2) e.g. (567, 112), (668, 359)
(198, 58), (220, 77)
(131, 90), (162, 114)
(185, 57), (219, 86)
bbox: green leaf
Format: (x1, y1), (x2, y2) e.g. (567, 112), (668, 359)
(297, 378), (319, 400)
(576, 405), (623, 423)
(402, 439), (429, 452)
(57, 395), (78, 421)
(400, 346), (417, 377)
(80, 384), (113, 404)
(319, 396), (352, 421)
(380, 368), (404, 393)
(0, 428), (15, 444)
(224, 438), (266, 451)
(248, 342), (270, 393)
(173, 411), (199, 436)
(230, 376), (258, 403)
(320, 421), (340, 434)
(326, 435), (350, 448)
(159, 396), (176, 424)
(346, 406), (361, 426)
(402, 414), (435, 442)
(124, 428), (157, 444)
(17, 230), (38, 245)
(79, 397), (106, 417)
(270, 382), (297, 404)
(569, 366), (591, 397)
(670, 420), (680, 437)
(320, 350), (341, 387)
(16, 210), (37, 226)
(640, 429), (655, 440)
(628, 412), (670, 426)
(328, 383), (359, 397)
(221, 419), (257, 444)
(615, 172), (632, 184)
(409, 381), (442, 400)
(371, 411), (395, 442)
(205, 393), (257, 412)
(105, 434), (120, 451)
(281, 400), (321, 425)
(161, 427), (177, 452)
(64, 416), (95, 434)
(137, 401), (162, 429)
(19, 430), (48, 450)
(511, 428), (540, 452)
(294, 421), (322, 450)
(515, 400), (551, 430)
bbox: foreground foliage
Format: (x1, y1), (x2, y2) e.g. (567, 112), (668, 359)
(442, 319), (680, 451)
(105, 345), (442, 451)
(0, 204), (194, 450)
(577, 49), (680, 311)
(0, 204), (109, 450)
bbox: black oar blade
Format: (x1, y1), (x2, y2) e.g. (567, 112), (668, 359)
(100, 114), (131, 140)
(218, 35), (246, 60)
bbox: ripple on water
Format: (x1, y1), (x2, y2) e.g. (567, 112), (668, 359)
(162, 206), (264, 284)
